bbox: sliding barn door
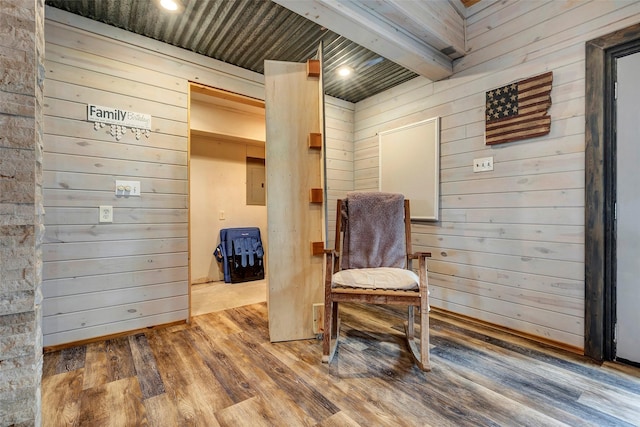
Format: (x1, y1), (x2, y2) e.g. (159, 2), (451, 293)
(265, 58), (325, 342)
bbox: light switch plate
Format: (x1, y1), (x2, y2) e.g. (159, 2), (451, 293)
(115, 180), (141, 196)
(473, 156), (494, 172)
(99, 205), (113, 223)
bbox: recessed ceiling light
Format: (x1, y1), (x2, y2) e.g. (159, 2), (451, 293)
(337, 66), (353, 77)
(160, 0), (181, 11)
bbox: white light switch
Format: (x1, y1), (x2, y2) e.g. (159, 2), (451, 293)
(473, 156), (494, 172)
(115, 180), (141, 196)
(99, 205), (113, 223)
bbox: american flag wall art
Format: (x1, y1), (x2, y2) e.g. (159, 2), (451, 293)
(485, 71), (553, 145)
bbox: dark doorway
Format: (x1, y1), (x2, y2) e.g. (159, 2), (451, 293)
(585, 23), (640, 361)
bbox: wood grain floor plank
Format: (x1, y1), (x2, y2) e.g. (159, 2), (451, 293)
(192, 309), (243, 337)
(104, 336), (136, 381)
(432, 314), (640, 424)
(357, 336), (574, 427)
(428, 361), (574, 427)
(434, 353), (602, 427)
(145, 328), (216, 425)
(429, 329), (629, 426)
(315, 411), (363, 427)
(336, 303), (422, 365)
(333, 342), (492, 427)
(325, 304), (638, 426)
(143, 393), (181, 427)
(265, 336), (321, 368)
(184, 325), (256, 404)
(128, 333), (165, 399)
(578, 387), (640, 425)
(145, 328), (189, 392)
(271, 323), (444, 427)
(214, 396), (284, 427)
(82, 341), (108, 390)
(209, 330), (319, 426)
(603, 361), (640, 379)
(431, 312), (640, 395)
(275, 344), (440, 427)
(41, 301), (640, 426)
(42, 369), (84, 427)
(223, 303), (271, 343)
(170, 329), (234, 412)
(145, 328), (224, 424)
(160, 325), (248, 422)
(77, 377), (147, 426)
(105, 377), (148, 427)
(173, 383), (221, 425)
(228, 331), (340, 422)
(56, 345), (86, 373)
(42, 350), (59, 379)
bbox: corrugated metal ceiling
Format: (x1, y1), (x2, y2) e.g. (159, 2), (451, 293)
(45, 0), (419, 103)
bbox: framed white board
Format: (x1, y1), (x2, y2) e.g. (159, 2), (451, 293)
(379, 117), (440, 221)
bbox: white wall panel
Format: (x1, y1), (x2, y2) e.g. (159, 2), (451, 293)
(44, 15), (193, 347)
(43, 8), (354, 347)
(352, 0), (640, 350)
(325, 97), (355, 248)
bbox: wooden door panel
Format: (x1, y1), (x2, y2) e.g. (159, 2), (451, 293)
(265, 59), (325, 342)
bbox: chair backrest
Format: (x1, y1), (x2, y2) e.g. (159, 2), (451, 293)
(334, 192), (412, 271)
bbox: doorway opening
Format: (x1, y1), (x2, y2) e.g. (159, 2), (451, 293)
(585, 23), (640, 364)
(188, 83), (267, 317)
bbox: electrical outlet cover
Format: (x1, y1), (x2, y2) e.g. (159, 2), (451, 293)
(312, 303), (324, 334)
(99, 205), (113, 223)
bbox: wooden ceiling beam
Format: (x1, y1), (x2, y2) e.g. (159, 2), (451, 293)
(274, 0), (455, 81)
(374, 0), (466, 59)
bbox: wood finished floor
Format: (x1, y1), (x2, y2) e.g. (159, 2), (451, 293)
(42, 303), (640, 426)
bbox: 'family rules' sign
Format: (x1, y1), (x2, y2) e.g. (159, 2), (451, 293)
(87, 104), (152, 140)
(88, 104), (151, 129)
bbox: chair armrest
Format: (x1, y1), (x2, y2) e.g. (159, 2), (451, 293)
(324, 249), (338, 257)
(324, 249), (340, 278)
(410, 252), (431, 259)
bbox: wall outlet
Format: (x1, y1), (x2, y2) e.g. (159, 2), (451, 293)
(312, 303), (324, 334)
(99, 205), (113, 223)
(473, 156), (494, 172)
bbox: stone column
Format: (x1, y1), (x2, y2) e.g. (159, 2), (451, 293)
(0, 0), (45, 425)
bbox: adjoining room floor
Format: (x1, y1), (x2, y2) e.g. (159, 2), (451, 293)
(190, 279), (266, 316)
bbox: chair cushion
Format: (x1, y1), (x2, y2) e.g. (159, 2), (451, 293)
(332, 267), (419, 290)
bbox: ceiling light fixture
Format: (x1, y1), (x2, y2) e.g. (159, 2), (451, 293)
(337, 66), (353, 77)
(160, 0), (181, 11)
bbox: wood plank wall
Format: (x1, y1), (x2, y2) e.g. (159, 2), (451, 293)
(42, 7), (354, 347)
(353, 0), (640, 350)
(42, 18), (189, 348)
(325, 98), (355, 248)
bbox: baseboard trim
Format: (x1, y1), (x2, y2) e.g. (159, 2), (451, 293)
(42, 319), (187, 353)
(430, 307), (584, 356)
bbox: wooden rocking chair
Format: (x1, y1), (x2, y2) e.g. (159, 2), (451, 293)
(322, 192), (432, 371)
